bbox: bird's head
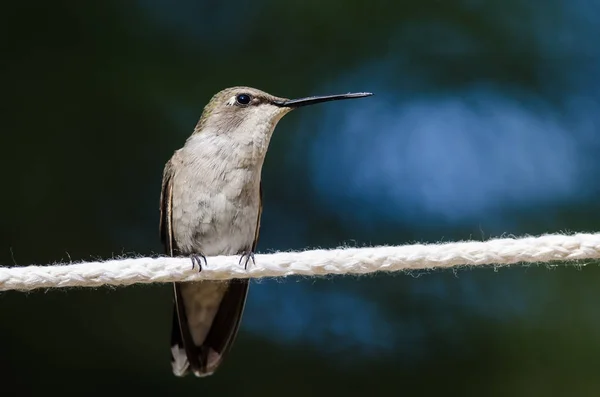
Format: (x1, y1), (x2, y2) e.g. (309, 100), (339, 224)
(189, 86), (372, 160)
(194, 86), (372, 133)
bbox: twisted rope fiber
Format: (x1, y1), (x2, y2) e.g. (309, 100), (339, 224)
(1, 233), (599, 292)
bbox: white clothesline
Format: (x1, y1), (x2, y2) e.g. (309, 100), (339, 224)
(1, 233), (599, 292)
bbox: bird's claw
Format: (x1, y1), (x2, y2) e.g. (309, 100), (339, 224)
(238, 250), (255, 270)
(190, 253), (207, 272)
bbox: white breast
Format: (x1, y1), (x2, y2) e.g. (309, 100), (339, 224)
(170, 136), (261, 256)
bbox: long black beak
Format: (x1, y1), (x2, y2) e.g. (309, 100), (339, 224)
(273, 92), (373, 108)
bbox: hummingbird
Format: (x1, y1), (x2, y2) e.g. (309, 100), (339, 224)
(159, 86), (372, 377)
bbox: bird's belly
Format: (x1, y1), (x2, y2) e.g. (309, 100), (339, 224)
(172, 191), (259, 256)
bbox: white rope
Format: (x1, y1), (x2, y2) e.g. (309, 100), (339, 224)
(1, 232), (599, 292)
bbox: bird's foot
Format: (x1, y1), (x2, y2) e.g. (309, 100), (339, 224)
(190, 253), (207, 272)
(238, 250), (255, 270)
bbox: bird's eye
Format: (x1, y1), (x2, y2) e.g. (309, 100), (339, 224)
(236, 94), (251, 105)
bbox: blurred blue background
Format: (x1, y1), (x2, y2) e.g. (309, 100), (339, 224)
(1, 1), (600, 395)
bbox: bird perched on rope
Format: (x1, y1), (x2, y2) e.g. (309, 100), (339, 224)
(159, 86), (372, 377)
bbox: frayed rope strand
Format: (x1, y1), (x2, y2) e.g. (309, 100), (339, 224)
(1, 233), (599, 292)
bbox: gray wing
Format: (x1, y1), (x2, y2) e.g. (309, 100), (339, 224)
(160, 156), (204, 375)
(159, 158), (175, 256)
(251, 183), (262, 252)
(160, 157), (197, 375)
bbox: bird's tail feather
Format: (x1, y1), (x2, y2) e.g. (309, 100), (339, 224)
(170, 280), (249, 377)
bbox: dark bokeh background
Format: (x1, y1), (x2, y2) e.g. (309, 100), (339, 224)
(2, 1), (600, 395)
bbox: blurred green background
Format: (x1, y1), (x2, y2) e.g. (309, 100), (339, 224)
(2, 1), (600, 396)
